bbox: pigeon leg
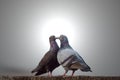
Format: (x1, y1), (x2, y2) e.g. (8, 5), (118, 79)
(48, 72), (52, 77)
(71, 70), (75, 77)
(63, 70), (68, 78)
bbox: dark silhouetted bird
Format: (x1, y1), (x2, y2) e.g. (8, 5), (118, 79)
(31, 35), (60, 76)
(56, 35), (92, 77)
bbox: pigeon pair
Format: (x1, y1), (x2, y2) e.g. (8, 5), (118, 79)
(31, 35), (92, 77)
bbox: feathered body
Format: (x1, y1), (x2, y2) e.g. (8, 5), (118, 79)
(57, 35), (92, 76)
(31, 36), (60, 76)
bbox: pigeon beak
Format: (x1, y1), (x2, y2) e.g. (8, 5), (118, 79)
(55, 37), (60, 39)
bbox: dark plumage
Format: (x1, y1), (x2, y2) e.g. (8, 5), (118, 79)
(57, 35), (92, 77)
(31, 35), (60, 76)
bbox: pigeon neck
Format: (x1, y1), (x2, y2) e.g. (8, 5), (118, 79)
(61, 41), (71, 49)
(50, 41), (59, 51)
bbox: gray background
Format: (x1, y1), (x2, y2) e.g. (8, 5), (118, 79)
(0, 0), (120, 76)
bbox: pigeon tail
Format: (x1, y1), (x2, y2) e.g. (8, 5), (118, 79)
(35, 72), (41, 76)
(31, 68), (38, 73)
(34, 69), (47, 76)
(31, 65), (42, 73)
(81, 69), (92, 72)
(90, 70), (92, 72)
(31, 70), (35, 73)
(80, 65), (92, 72)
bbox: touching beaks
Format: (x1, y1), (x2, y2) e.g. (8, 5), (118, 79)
(55, 37), (59, 39)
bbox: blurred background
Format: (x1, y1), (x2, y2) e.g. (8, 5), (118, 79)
(0, 0), (120, 76)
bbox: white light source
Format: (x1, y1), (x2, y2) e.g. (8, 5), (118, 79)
(40, 16), (76, 47)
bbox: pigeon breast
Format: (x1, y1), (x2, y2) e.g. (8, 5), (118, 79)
(57, 48), (76, 67)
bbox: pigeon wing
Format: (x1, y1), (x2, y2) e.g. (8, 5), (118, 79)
(74, 51), (91, 71)
(31, 51), (54, 73)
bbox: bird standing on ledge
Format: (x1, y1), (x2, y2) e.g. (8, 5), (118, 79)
(56, 35), (92, 77)
(31, 35), (60, 77)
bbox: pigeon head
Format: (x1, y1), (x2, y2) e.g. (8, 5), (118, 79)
(59, 35), (68, 43)
(56, 35), (71, 48)
(49, 35), (59, 50)
(49, 35), (56, 42)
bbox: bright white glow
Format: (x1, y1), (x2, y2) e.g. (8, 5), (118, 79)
(40, 17), (76, 47)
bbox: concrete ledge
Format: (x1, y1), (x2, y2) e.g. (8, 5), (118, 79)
(0, 76), (120, 80)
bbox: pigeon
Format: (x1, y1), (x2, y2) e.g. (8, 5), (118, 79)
(31, 35), (60, 76)
(56, 35), (92, 77)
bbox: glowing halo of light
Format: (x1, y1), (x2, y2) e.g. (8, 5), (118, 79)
(40, 17), (77, 47)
